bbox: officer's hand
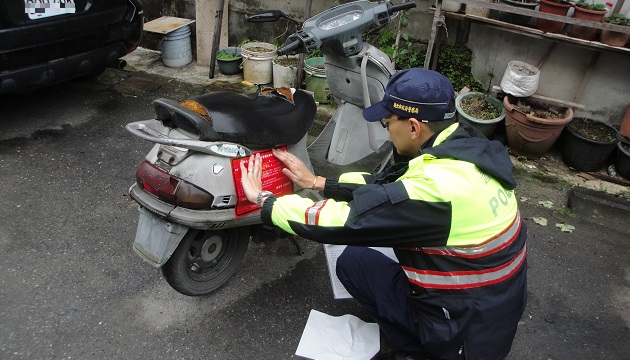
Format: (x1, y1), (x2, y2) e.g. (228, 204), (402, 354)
(272, 148), (319, 190)
(240, 153), (263, 204)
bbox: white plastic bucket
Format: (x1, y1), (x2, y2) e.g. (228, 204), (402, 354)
(240, 42), (276, 84)
(272, 56), (299, 88)
(442, 0), (462, 12)
(161, 26), (193, 68)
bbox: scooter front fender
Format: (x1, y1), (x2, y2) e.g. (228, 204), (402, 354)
(133, 207), (189, 267)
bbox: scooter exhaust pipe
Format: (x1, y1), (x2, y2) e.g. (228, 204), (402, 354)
(108, 59), (127, 69)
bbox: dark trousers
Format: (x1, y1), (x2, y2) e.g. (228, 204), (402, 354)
(336, 246), (429, 357)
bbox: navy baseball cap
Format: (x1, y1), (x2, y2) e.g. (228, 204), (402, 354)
(363, 68), (455, 122)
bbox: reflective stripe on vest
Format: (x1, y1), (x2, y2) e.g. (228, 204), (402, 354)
(305, 200), (327, 225)
(412, 212), (522, 258)
(402, 244), (527, 290)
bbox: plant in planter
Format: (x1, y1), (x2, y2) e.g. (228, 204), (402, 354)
(536, 0), (573, 33)
(569, 1), (608, 40)
(503, 95), (574, 159)
(561, 117), (618, 172)
(240, 41), (277, 84)
(272, 56), (300, 88)
(216, 47), (242, 75)
(601, 13), (630, 47)
(495, 0), (539, 26)
(615, 141), (630, 180)
(442, 0), (463, 13)
(465, 0), (493, 18)
(456, 92), (506, 138)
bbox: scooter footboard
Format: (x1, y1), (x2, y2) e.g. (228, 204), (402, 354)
(133, 207), (189, 267)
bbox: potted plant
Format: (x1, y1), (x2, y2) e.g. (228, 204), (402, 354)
(495, 0), (539, 26)
(601, 13), (630, 47)
(569, 1), (607, 40)
(216, 47), (242, 75)
(303, 56), (331, 103)
(536, 0), (573, 33)
(442, 0), (463, 13)
(615, 141), (630, 180)
(240, 41), (277, 84)
(272, 55), (300, 88)
(455, 92), (506, 138)
(503, 95), (574, 159)
(465, 0), (493, 18)
(561, 117), (618, 172)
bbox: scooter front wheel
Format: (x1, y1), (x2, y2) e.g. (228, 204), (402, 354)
(161, 227), (249, 296)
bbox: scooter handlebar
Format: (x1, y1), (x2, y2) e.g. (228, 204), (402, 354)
(277, 39), (301, 56)
(388, 1), (417, 14)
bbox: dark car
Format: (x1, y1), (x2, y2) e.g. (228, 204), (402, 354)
(0, 0), (143, 94)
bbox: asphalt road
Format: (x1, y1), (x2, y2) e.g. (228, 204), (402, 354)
(0, 70), (629, 360)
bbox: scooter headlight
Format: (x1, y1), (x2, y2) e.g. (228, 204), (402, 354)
(136, 161), (214, 209)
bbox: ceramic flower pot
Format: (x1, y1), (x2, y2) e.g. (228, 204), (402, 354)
(456, 92), (506, 139)
(536, 0), (572, 33)
(569, 6), (607, 40)
(503, 95), (574, 158)
(600, 29), (630, 47)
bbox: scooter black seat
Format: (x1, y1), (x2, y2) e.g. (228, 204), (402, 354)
(153, 88), (317, 147)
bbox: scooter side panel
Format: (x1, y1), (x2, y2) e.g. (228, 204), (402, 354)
(326, 103), (390, 165)
(323, 45), (393, 108)
(169, 153), (235, 201)
(133, 206), (189, 267)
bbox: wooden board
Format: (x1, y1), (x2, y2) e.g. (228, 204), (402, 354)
(144, 16), (196, 35)
(491, 86), (586, 110)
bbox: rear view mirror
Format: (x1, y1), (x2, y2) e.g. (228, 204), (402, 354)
(246, 10), (285, 22)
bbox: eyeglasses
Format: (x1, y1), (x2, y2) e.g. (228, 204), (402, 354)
(379, 116), (408, 128)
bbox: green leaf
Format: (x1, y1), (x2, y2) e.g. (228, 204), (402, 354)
(555, 223), (575, 233)
(532, 217), (548, 226)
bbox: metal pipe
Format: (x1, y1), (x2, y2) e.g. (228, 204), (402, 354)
(108, 59), (127, 69)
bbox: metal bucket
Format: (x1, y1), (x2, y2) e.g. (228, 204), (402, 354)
(161, 26), (193, 68)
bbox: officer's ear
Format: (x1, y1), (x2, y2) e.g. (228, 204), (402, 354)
(408, 118), (426, 139)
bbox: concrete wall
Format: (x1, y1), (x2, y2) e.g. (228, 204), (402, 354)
(138, 0), (630, 126)
(467, 24), (630, 124)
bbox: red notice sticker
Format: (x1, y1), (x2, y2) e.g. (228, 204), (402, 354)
(231, 146), (293, 217)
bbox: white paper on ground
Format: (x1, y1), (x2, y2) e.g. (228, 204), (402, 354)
(324, 244), (398, 299)
(295, 309), (380, 360)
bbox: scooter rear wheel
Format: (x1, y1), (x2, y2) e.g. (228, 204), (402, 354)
(161, 227), (249, 296)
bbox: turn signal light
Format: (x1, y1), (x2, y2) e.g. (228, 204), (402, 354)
(135, 161), (214, 209)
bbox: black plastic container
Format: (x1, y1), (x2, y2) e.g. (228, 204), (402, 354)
(561, 118), (618, 172)
(496, 0), (539, 26)
(615, 142), (630, 180)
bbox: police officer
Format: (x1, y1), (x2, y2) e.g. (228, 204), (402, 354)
(241, 67), (527, 360)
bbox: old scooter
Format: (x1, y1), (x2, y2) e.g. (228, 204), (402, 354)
(126, 0), (417, 296)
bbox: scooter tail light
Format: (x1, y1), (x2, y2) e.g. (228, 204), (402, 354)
(135, 161), (214, 209)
